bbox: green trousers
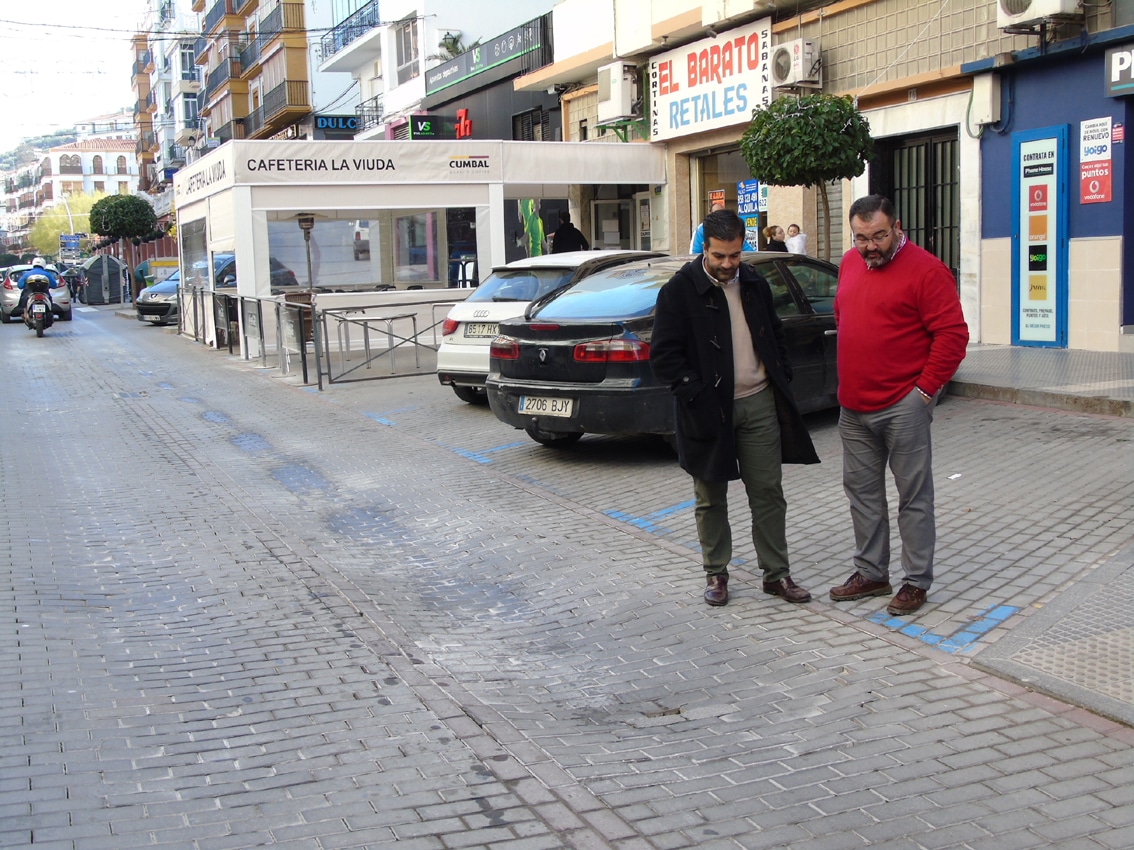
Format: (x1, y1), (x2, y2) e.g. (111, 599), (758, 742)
(693, 389), (790, 582)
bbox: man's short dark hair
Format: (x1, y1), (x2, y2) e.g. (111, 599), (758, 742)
(558, 210), (571, 224)
(849, 194), (896, 224)
(701, 209), (745, 248)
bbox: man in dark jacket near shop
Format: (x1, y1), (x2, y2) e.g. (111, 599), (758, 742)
(651, 209), (820, 607)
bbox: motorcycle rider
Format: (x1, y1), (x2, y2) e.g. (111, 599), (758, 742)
(17, 258), (59, 318)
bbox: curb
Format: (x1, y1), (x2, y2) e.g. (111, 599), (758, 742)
(948, 379), (1134, 418)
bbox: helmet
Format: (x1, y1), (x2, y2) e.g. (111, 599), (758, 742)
(32, 257), (45, 268)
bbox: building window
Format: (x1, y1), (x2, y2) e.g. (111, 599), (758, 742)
(94, 181), (105, 193)
(513, 109), (551, 141)
(118, 182), (130, 195)
(117, 156), (128, 175)
(180, 43), (196, 80)
(184, 96), (199, 125)
(92, 155), (104, 174)
(395, 17), (419, 85)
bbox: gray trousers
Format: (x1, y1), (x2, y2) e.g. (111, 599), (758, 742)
(839, 389), (938, 590)
(693, 389), (790, 583)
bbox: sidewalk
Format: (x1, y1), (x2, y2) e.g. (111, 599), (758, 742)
(949, 343), (1134, 726)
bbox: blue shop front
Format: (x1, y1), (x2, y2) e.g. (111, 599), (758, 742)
(968, 27), (1134, 352)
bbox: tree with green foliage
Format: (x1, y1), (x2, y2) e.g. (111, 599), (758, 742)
(28, 192), (104, 259)
(427, 32), (481, 62)
(739, 93), (873, 261)
(89, 194), (158, 299)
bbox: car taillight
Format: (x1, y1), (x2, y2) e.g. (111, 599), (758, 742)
(529, 323), (559, 331)
(490, 336), (520, 360)
(442, 317), (459, 336)
(574, 339), (651, 363)
(1, 278), (13, 290)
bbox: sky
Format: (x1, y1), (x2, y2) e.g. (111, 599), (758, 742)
(0, 3), (141, 155)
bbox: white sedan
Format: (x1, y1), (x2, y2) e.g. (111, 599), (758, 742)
(436, 250), (662, 403)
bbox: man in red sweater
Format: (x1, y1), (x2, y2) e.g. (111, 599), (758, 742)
(830, 195), (968, 615)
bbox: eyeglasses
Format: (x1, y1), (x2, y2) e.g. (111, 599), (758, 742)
(852, 227), (893, 248)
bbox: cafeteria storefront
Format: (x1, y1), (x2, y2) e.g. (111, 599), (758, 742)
(172, 139), (667, 299)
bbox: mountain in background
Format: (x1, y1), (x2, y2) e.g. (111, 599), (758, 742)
(0, 131), (79, 172)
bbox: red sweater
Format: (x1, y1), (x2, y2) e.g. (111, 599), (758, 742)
(835, 240), (969, 412)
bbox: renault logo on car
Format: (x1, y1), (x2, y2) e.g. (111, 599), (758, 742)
(538, 348), (549, 364)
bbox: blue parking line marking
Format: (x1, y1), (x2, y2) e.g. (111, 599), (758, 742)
(444, 440), (528, 464)
(868, 603), (1020, 654)
(605, 499), (695, 534)
(364, 412), (397, 426)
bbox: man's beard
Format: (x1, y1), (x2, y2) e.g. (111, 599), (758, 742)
(860, 242), (898, 270)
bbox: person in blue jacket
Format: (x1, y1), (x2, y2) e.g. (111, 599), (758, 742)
(16, 257), (59, 315)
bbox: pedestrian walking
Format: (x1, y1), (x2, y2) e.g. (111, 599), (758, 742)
(830, 194), (969, 616)
(550, 210), (590, 253)
(651, 209), (820, 607)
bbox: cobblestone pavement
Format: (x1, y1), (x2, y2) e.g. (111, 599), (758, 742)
(2, 308), (1133, 850)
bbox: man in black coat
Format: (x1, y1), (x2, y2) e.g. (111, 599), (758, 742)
(650, 209), (819, 607)
(550, 210), (590, 253)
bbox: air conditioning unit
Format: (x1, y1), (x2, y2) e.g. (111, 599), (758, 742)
(771, 39), (821, 88)
(997, 0), (1081, 29)
(596, 62), (639, 124)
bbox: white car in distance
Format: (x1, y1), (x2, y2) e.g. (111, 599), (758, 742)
(436, 250), (662, 403)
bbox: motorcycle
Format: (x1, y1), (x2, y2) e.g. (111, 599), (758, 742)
(22, 273), (55, 338)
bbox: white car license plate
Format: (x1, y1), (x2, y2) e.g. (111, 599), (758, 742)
(465, 322), (499, 338)
(519, 396), (573, 417)
(31, 303), (47, 314)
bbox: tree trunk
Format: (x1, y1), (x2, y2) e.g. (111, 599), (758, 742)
(817, 182), (831, 263)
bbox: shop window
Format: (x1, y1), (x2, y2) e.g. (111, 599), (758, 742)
(395, 212), (437, 283)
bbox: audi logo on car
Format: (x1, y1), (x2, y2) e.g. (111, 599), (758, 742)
(473, 309), (489, 317)
(538, 348), (549, 364)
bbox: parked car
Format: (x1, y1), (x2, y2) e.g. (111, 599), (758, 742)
(135, 269), (180, 326)
(212, 254), (300, 292)
(485, 252), (840, 446)
(437, 250), (663, 403)
(1, 263), (73, 323)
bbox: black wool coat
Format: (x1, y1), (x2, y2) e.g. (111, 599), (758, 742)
(649, 259), (820, 481)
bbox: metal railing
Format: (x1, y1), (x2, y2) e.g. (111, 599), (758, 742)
(320, 0), (380, 61)
(180, 287), (466, 390)
(356, 94), (384, 132)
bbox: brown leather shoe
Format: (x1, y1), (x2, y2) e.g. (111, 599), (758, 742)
(829, 571), (893, 601)
(762, 576), (812, 603)
(704, 575), (728, 606)
(886, 584), (927, 615)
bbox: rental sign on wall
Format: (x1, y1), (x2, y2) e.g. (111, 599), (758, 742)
(648, 18), (772, 142)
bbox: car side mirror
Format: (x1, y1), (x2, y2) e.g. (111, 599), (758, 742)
(222, 275), (236, 286)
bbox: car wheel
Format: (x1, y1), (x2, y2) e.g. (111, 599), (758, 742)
(452, 385), (488, 404)
(59, 309), (72, 321)
(524, 425), (583, 447)
(0, 310), (11, 324)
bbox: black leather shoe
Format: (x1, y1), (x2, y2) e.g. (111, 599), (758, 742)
(762, 576), (812, 603)
(704, 575), (728, 606)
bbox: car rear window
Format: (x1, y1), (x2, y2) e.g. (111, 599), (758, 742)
(533, 266), (673, 320)
(466, 268), (575, 303)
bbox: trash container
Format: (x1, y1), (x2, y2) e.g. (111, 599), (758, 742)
(79, 256), (126, 305)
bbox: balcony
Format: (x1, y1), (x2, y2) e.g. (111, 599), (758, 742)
(145, 91), (156, 113)
(355, 94), (384, 133)
(239, 37), (261, 74)
(58, 164), (83, 175)
(143, 49), (155, 73)
(195, 35), (208, 65)
(136, 131), (157, 158)
(259, 2), (304, 48)
(244, 80), (309, 138)
(166, 145), (187, 166)
(178, 67), (202, 95)
(203, 0), (235, 35)
(321, 0), (379, 62)
(175, 117), (202, 145)
(205, 57), (240, 100)
(213, 118), (246, 143)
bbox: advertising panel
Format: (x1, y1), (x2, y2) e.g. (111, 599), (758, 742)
(1012, 128), (1067, 347)
(648, 18), (772, 142)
